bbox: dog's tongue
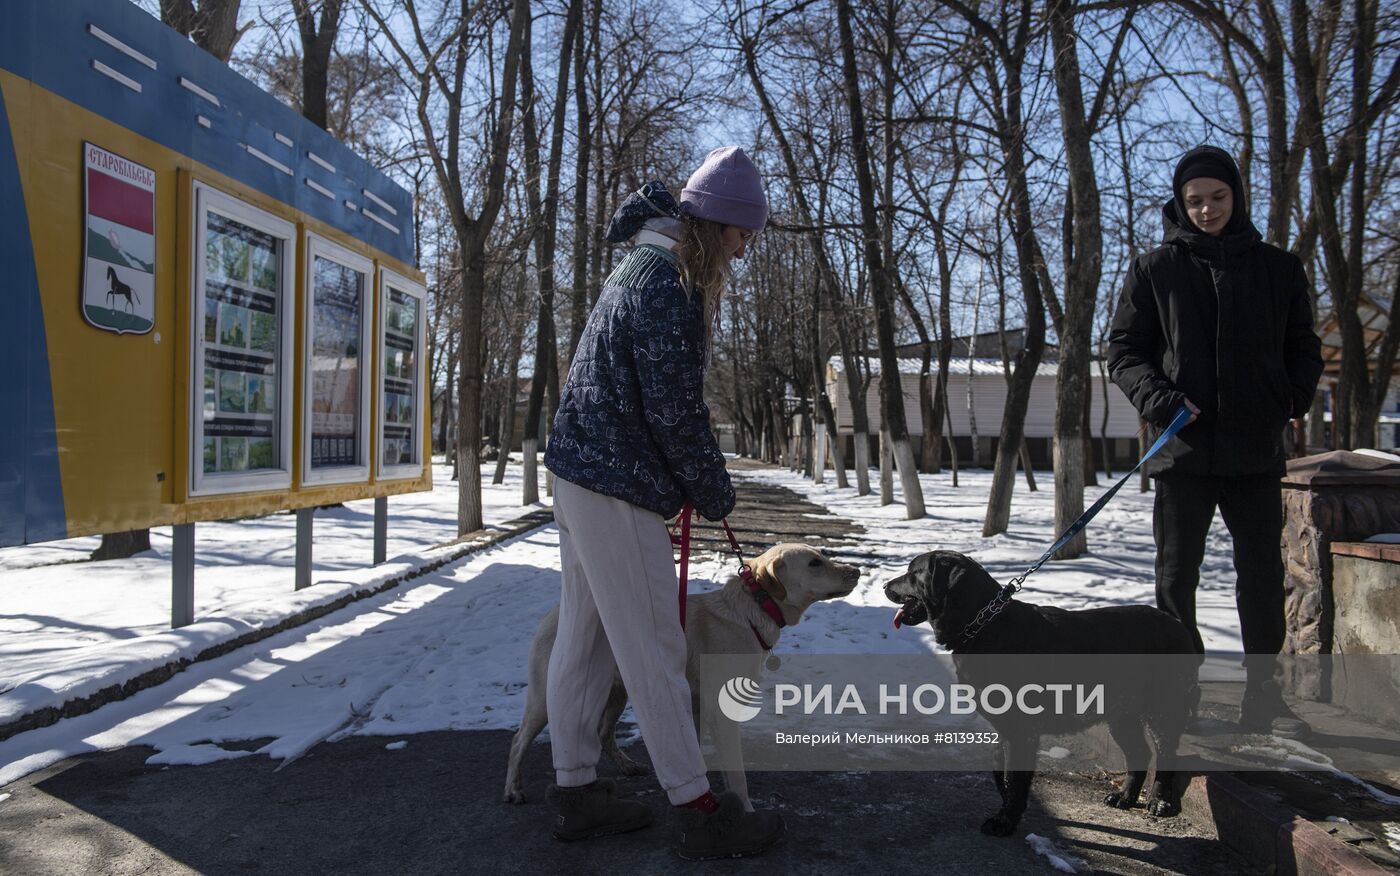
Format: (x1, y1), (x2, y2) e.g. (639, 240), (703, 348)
(893, 597), (919, 630)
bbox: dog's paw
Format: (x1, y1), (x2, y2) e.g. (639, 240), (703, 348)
(1103, 791), (1137, 810)
(1146, 797), (1180, 818)
(980, 813), (1018, 837)
(502, 788), (527, 805)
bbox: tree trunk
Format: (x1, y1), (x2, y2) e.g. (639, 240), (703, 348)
(567, 0), (592, 360)
(966, 276), (982, 469)
(1098, 357), (1114, 479)
(455, 0), (529, 535)
(494, 279), (526, 485)
(91, 529), (152, 561)
(810, 288), (847, 488)
(978, 25), (1048, 536)
(518, 0), (580, 505)
(879, 427), (894, 506)
(493, 364), (517, 485)
(944, 384), (960, 488)
(739, 27), (863, 490)
(292, 0), (342, 131)
(160, 0), (246, 62)
(1048, 0), (1103, 558)
(836, 0), (921, 518)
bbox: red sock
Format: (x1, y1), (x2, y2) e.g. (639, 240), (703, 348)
(678, 791), (720, 814)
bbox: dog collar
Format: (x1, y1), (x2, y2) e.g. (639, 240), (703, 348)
(956, 584), (1017, 648)
(742, 569), (787, 629)
(741, 567), (785, 651)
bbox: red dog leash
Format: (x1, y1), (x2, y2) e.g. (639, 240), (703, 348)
(668, 506), (786, 648)
(669, 503), (694, 628)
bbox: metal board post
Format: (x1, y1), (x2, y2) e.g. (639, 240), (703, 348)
(296, 507), (313, 590)
(172, 522), (194, 628)
(373, 496), (387, 565)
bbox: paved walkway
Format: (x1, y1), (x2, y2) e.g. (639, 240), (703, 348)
(0, 466), (1252, 875)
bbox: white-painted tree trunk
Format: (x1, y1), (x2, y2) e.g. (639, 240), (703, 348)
(813, 428), (826, 484)
(853, 431), (871, 495)
(879, 428), (894, 506)
(893, 437), (925, 519)
(967, 267), (982, 469)
(829, 430), (849, 488)
(522, 437), (540, 504)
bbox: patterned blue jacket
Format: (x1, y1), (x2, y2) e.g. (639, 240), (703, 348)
(544, 182), (735, 521)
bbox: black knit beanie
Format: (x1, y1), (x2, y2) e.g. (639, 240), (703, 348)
(1172, 145), (1247, 234)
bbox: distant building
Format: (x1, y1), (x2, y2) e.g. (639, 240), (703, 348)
(825, 355), (1145, 470)
(1316, 293), (1399, 451)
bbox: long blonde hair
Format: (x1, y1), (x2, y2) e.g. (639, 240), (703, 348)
(675, 215), (732, 349)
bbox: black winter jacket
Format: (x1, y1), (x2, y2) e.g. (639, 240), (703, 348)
(544, 182), (735, 521)
(1107, 200), (1323, 479)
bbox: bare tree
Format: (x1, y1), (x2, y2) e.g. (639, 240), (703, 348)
(365, 0), (530, 534)
(927, 0), (1048, 538)
(292, 0), (345, 130)
(836, 0), (923, 518)
(730, 3), (864, 491)
(1291, 0), (1400, 448)
(162, 0), (249, 61)
(519, 0), (582, 503)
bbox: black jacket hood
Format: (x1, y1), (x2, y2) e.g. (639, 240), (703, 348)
(1163, 146), (1261, 259)
(605, 181), (682, 244)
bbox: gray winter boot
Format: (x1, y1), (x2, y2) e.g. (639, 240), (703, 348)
(1239, 680), (1311, 739)
(674, 792), (785, 861)
(545, 779), (653, 841)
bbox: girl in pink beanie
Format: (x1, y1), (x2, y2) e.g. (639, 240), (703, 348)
(674, 146), (768, 349)
(541, 149), (781, 860)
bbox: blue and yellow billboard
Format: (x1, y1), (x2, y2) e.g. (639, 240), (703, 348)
(1, 0), (431, 547)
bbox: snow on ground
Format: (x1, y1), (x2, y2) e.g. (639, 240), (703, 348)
(1025, 832), (1086, 873)
(0, 460), (548, 690)
(0, 460), (1247, 787)
(744, 465), (1244, 653)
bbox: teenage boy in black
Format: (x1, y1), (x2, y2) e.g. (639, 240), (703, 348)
(1108, 145), (1323, 738)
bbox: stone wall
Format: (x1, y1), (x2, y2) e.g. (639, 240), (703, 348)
(1282, 485), (1400, 656)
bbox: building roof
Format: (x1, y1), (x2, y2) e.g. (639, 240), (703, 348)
(891, 328), (1060, 363)
(1317, 294), (1397, 377)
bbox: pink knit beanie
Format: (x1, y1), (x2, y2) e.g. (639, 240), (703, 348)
(680, 146), (768, 232)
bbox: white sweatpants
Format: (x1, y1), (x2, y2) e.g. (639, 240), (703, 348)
(547, 476), (711, 805)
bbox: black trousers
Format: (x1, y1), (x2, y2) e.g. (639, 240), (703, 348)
(1153, 473), (1286, 663)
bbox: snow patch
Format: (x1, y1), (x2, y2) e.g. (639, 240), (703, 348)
(145, 743), (253, 766)
(385, 740), (408, 751)
(1384, 823), (1400, 855)
(1236, 738), (1400, 805)
(1025, 833), (1084, 873)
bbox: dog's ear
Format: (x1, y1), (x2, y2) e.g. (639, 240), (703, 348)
(935, 551), (999, 609)
(745, 554), (788, 602)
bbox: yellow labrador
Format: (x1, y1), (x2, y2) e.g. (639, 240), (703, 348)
(503, 543), (859, 809)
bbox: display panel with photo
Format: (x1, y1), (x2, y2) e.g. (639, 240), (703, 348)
(309, 254), (364, 469)
(382, 285), (420, 469)
(199, 210), (284, 477)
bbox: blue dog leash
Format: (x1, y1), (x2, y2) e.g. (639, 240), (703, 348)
(957, 404), (1194, 645)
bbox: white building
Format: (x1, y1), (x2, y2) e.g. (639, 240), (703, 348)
(825, 356), (1146, 469)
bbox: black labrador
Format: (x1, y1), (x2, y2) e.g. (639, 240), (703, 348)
(885, 550), (1198, 836)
